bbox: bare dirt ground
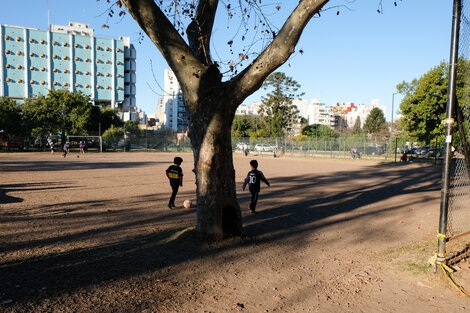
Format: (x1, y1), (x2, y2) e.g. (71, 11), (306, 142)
(1, 152), (469, 312)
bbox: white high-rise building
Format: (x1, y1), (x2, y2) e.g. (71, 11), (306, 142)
(163, 69), (187, 132)
(235, 102), (262, 115)
(296, 98), (335, 128)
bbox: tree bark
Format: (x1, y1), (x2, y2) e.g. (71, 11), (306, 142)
(187, 85), (242, 240)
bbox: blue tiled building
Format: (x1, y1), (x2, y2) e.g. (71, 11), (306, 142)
(1, 22), (137, 120)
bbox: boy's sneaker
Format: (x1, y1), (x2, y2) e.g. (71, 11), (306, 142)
(168, 203), (173, 209)
(249, 210), (256, 215)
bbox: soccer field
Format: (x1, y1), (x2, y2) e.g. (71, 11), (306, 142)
(2, 152), (464, 312)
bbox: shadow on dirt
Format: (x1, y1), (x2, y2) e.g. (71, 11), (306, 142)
(0, 162), (441, 308)
(0, 182), (76, 205)
(0, 160), (163, 172)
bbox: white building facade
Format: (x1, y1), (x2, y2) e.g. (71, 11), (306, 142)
(163, 69), (187, 132)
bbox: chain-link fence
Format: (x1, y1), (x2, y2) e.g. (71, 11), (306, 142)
(447, 0), (470, 239)
(232, 136), (392, 159)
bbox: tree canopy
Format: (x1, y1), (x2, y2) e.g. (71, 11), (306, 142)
(397, 62), (448, 144)
(302, 124), (337, 138)
(258, 72), (303, 137)
(0, 97), (26, 138)
(2, 90), (123, 144)
(363, 107), (386, 134)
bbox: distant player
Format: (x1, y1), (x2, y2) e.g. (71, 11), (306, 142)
(165, 157), (183, 209)
(79, 141), (85, 154)
(242, 160), (270, 214)
(63, 142), (70, 158)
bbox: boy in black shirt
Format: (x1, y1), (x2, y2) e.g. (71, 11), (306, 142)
(166, 157), (183, 209)
(242, 159), (270, 214)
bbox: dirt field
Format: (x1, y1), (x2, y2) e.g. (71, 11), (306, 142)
(1, 152), (469, 312)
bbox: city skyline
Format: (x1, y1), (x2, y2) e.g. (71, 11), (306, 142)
(1, 0), (453, 121)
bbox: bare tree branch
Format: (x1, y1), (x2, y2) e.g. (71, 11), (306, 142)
(121, 0), (208, 107)
(228, 0), (329, 105)
(187, 0), (219, 65)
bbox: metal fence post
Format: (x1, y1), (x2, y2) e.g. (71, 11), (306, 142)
(437, 0), (461, 262)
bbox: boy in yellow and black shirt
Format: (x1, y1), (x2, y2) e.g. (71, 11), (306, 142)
(165, 157), (183, 209)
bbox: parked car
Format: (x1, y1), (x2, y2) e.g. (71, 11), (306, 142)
(364, 146), (385, 155)
(416, 145), (431, 156)
(254, 144), (275, 152)
(236, 143), (249, 150)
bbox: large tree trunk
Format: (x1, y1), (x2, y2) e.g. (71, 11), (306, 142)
(188, 91), (242, 240)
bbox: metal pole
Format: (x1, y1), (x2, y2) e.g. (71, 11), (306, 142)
(437, 0), (461, 261)
(394, 138), (398, 163)
(389, 93), (396, 156)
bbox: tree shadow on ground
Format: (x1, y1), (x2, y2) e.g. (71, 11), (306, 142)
(0, 182), (76, 205)
(0, 163), (441, 308)
(0, 160), (163, 172)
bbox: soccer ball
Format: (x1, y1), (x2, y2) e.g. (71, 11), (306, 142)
(183, 200), (192, 208)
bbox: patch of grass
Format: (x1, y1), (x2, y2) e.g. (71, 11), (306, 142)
(400, 261), (430, 276)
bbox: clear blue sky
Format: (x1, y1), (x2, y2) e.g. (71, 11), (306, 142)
(1, 0), (453, 121)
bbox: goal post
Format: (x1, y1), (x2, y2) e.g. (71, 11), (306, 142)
(67, 136), (103, 152)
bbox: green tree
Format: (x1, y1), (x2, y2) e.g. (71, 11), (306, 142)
(363, 107), (386, 134)
(232, 115), (255, 138)
(23, 89), (93, 143)
(352, 116), (362, 134)
(0, 97), (26, 137)
(258, 72), (303, 138)
(87, 107), (124, 135)
(302, 124), (337, 138)
(397, 62), (448, 144)
(102, 125), (124, 150)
